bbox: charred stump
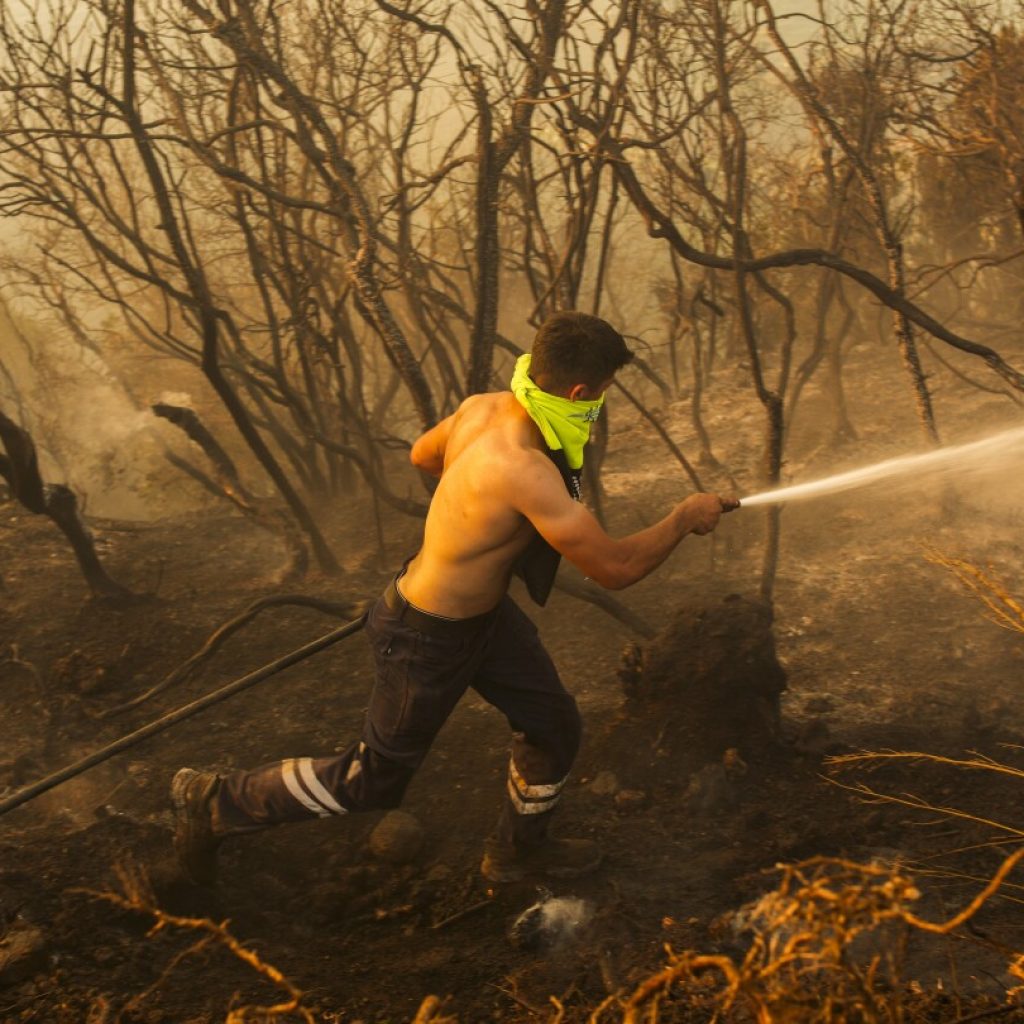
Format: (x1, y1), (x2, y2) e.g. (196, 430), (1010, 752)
(612, 593), (786, 767)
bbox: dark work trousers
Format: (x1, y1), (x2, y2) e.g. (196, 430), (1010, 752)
(213, 577), (582, 847)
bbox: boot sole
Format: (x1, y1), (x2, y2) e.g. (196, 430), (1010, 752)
(170, 769), (218, 886)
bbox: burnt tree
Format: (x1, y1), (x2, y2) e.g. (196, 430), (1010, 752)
(0, 409), (133, 600)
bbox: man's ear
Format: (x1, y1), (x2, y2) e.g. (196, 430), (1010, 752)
(568, 383), (588, 402)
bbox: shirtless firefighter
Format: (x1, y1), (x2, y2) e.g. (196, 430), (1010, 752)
(172, 311), (738, 886)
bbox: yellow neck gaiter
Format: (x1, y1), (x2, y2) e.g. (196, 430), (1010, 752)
(510, 353), (604, 470)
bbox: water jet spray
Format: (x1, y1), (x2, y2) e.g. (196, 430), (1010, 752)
(738, 426), (1024, 508)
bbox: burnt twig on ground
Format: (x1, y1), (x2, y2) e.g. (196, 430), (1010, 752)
(410, 995), (459, 1023)
(430, 897), (492, 931)
(0, 613), (365, 817)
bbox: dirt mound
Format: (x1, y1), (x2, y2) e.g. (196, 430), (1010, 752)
(614, 592), (786, 764)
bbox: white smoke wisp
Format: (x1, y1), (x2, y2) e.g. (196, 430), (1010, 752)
(509, 894), (594, 952)
(4, 321), (214, 519)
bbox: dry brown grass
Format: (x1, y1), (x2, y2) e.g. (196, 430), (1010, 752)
(583, 853), (1024, 1024)
(827, 749), (1024, 841)
(923, 547), (1024, 635)
(82, 861), (316, 1023)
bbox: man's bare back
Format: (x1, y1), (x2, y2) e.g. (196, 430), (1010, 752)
(400, 392), (552, 617)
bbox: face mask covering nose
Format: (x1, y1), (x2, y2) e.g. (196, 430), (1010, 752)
(510, 354), (604, 471)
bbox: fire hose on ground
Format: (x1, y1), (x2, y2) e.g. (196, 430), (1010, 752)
(0, 614), (367, 818)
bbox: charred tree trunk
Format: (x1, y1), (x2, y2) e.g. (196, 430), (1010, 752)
(711, 1), (787, 603)
(153, 403), (309, 581)
(0, 409), (133, 600)
(152, 403), (253, 504)
(378, 0), (568, 395)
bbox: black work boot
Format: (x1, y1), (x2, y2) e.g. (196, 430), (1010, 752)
(171, 768), (222, 886)
(480, 836), (602, 883)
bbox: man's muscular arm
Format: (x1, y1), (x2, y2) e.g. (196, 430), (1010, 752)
(410, 394), (490, 477)
(410, 412), (457, 478)
(511, 452), (736, 590)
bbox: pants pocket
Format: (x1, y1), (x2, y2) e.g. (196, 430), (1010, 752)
(363, 629), (475, 765)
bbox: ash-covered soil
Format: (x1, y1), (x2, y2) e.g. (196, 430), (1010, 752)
(1, 344), (1023, 1022)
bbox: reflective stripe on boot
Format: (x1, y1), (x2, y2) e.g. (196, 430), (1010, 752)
(506, 757), (567, 816)
(281, 757), (348, 817)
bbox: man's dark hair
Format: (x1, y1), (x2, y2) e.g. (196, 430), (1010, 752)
(530, 311), (634, 393)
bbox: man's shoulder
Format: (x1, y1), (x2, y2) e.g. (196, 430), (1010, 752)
(456, 390), (506, 416)
(449, 393), (560, 481)
(491, 441), (568, 509)
(452, 392), (529, 446)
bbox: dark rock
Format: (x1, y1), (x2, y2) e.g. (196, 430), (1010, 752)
(723, 747), (748, 777)
(792, 718), (834, 756)
(614, 788), (647, 812)
(424, 863), (452, 884)
(0, 922), (48, 988)
(616, 641), (645, 694)
(368, 811), (424, 865)
(588, 771), (620, 796)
